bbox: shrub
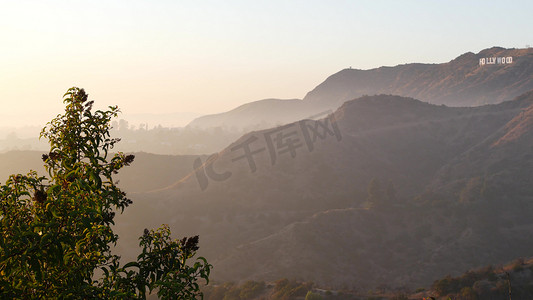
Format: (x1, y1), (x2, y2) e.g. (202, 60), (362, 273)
(0, 88), (211, 299)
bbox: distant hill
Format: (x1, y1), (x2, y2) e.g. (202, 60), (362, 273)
(187, 47), (533, 130)
(0, 151), (202, 194)
(187, 98), (316, 130)
(6, 92), (533, 290)
(110, 91), (533, 290)
(305, 47), (533, 108)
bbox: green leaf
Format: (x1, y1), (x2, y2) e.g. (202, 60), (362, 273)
(123, 261), (140, 269)
(50, 207), (60, 218)
(40, 233), (52, 247)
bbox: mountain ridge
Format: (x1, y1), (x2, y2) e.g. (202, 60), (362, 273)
(304, 47), (533, 107)
(188, 47), (533, 131)
(4, 90), (533, 291)
(187, 98), (310, 130)
(109, 90), (533, 290)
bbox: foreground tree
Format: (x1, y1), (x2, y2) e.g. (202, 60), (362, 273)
(0, 88), (211, 299)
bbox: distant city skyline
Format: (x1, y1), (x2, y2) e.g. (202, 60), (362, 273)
(1, 0), (532, 128)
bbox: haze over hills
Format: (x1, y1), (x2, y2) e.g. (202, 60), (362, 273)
(4, 47), (531, 157)
(2, 48), (533, 294)
(186, 98), (315, 131)
(3, 91), (533, 291)
(0, 151), (202, 195)
(188, 47), (533, 131)
(106, 90), (533, 290)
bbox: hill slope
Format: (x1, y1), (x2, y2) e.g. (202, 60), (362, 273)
(5, 93), (533, 290)
(187, 98), (313, 130)
(188, 47), (533, 130)
(113, 91), (533, 290)
(305, 47), (533, 108)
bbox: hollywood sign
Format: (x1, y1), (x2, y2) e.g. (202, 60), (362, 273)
(479, 56), (513, 66)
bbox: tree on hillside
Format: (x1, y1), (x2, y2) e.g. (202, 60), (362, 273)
(0, 87), (211, 299)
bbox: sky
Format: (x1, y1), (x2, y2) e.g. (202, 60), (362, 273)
(1, 0), (532, 131)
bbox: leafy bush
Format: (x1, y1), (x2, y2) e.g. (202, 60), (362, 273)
(0, 88), (211, 299)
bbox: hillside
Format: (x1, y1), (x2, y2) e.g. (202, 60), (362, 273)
(4, 92), (533, 291)
(109, 91), (533, 291)
(187, 47), (533, 130)
(202, 257), (533, 299)
(187, 98), (314, 130)
(305, 47), (533, 108)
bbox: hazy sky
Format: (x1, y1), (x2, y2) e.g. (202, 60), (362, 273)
(1, 0), (532, 128)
